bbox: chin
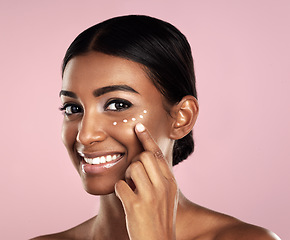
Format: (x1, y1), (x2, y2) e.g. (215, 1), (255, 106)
(83, 184), (116, 195)
(80, 174), (121, 196)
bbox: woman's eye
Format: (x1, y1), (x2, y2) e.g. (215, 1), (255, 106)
(60, 104), (82, 115)
(105, 99), (132, 111)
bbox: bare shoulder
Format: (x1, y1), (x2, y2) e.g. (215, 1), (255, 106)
(30, 216), (96, 240)
(177, 197), (280, 240)
(214, 222), (281, 240)
(30, 233), (66, 240)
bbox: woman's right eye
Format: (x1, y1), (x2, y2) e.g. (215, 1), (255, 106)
(59, 104), (83, 116)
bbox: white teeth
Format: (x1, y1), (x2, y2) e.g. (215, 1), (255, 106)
(106, 155), (112, 162)
(78, 151), (85, 157)
(83, 154), (121, 165)
(86, 158), (93, 164)
(100, 156), (106, 163)
(92, 157), (100, 164)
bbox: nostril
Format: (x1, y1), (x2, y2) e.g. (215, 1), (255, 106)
(76, 130), (107, 145)
(77, 116), (108, 145)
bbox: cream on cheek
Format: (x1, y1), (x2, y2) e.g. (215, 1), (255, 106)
(112, 109), (147, 126)
(109, 109), (148, 162)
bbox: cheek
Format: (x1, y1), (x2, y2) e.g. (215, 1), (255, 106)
(61, 120), (78, 150)
(111, 109), (148, 126)
(142, 109), (172, 152)
(107, 109), (149, 157)
(62, 121), (80, 170)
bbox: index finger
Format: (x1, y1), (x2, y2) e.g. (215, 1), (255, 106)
(135, 123), (164, 160)
(135, 122), (174, 179)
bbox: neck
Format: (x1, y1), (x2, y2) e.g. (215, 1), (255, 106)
(89, 190), (191, 240)
(91, 192), (130, 240)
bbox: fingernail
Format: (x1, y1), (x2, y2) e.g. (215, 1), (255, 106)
(136, 123), (145, 132)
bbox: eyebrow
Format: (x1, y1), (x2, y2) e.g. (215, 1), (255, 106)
(59, 90), (77, 98)
(59, 85), (139, 98)
(93, 85), (139, 97)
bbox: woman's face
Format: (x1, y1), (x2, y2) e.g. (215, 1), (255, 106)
(61, 52), (174, 195)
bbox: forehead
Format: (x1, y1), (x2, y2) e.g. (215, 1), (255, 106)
(62, 52), (154, 93)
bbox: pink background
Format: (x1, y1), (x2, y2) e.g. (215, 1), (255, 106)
(1, 0), (289, 239)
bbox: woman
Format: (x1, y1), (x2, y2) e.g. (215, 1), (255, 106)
(33, 15), (279, 240)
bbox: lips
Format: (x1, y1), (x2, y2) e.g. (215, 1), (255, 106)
(77, 150), (125, 174)
(83, 154), (121, 165)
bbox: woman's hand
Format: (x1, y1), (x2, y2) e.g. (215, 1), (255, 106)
(115, 123), (179, 240)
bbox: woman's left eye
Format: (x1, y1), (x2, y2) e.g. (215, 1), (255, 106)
(105, 99), (132, 111)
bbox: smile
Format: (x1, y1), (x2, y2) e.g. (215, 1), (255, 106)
(83, 154), (121, 165)
(77, 150), (125, 174)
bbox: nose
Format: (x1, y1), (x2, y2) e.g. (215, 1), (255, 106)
(76, 112), (108, 146)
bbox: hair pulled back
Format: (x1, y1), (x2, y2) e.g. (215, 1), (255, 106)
(62, 15), (197, 166)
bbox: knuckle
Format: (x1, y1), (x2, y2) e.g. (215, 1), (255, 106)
(130, 161), (143, 172)
(159, 177), (178, 194)
(154, 179), (168, 193)
(169, 178), (178, 193)
(144, 192), (157, 205)
(130, 199), (143, 212)
(139, 151), (154, 161)
(160, 178), (168, 187)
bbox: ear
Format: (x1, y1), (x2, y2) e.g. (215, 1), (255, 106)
(169, 96), (199, 140)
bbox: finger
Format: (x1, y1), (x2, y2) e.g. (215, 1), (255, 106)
(135, 123), (164, 158)
(115, 180), (135, 209)
(133, 150), (169, 185)
(125, 160), (152, 193)
(135, 123), (173, 178)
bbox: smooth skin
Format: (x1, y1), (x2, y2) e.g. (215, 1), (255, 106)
(32, 52), (280, 240)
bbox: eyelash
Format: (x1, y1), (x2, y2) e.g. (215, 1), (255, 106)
(59, 103), (83, 116)
(104, 98), (133, 111)
(59, 98), (133, 116)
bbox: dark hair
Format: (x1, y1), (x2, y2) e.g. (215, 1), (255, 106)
(62, 15), (197, 166)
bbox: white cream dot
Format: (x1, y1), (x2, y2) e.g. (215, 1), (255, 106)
(113, 122), (117, 125)
(143, 110), (147, 114)
(123, 119), (128, 123)
(132, 118), (136, 121)
(139, 115), (143, 119)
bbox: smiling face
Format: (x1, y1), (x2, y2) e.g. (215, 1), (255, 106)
(61, 52), (175, 195)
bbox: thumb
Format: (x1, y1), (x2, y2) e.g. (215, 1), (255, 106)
(115, 180), (135, 210)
